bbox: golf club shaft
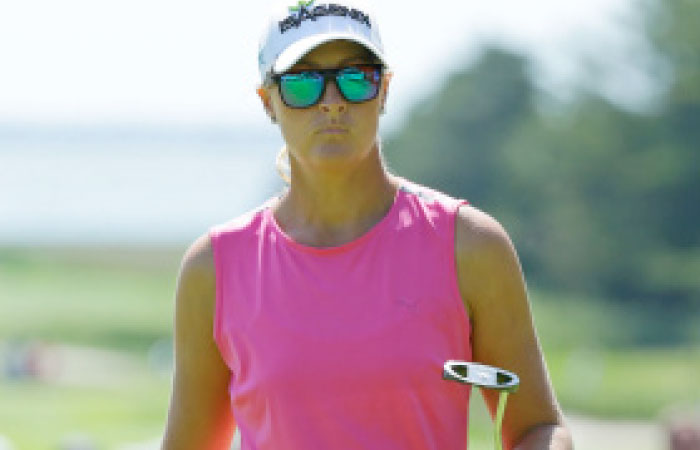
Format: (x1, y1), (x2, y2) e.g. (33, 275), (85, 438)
(494, 391), (509, 450)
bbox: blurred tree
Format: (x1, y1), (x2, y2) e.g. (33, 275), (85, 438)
(383, 0), (699, 345)
(385, 49), (534, 203)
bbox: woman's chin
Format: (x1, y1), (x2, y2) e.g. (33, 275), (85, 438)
(310, 141), (356, 160)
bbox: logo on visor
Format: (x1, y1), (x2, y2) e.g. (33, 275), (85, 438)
(289, 0), (314, 12)
(279, 1), (372, 34)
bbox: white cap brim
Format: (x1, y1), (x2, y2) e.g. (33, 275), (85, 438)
(272, 32), (388, 75)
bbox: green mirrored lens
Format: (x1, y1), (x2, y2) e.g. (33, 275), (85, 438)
(337, 68), (378, 102)
(280, 73), (324, 107)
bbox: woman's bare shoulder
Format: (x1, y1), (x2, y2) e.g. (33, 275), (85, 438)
(180, 232), (215, 278)
(176, 232), (216, 317)
(453, 204), (523, 314)
(454, 204), (514, 259)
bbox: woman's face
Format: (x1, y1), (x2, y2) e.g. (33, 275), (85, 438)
(258, 40), (391, 173)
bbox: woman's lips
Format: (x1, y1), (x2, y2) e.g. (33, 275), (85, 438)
(318, 127), (349, 134)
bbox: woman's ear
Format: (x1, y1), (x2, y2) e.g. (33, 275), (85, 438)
(380, 72), (393, 114)
(257, 85), (277, 123)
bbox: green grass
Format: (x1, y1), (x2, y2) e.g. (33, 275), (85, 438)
(1, 246), (699, 448)
(530, 289), (698, 349)
(0, 376), (171, 449)
(0, 247), (179, 449)
(0, 246), (182, 351)
(545, 347), (700, 418)
(530, 289), (700, 417)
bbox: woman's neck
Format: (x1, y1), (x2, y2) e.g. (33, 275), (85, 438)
(272, 149), (401, 247)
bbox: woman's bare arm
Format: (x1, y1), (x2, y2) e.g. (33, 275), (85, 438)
(455, 205), (573, 450)
(161, 234), (236, 450)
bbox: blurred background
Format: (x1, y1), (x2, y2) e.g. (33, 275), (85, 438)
(1, 0), (698, 449)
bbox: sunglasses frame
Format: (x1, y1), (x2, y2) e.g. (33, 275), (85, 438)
(270, 63), (385, 109)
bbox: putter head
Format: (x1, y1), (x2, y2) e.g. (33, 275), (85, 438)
(443, 360), (519, 393)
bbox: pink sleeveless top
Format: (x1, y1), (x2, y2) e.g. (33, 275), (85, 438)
(209, 179), (472, 450)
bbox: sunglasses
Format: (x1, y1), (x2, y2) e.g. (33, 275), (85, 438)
(271, 64), (384, 109)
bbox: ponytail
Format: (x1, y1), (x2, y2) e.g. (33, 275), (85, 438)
(275, 145), (291, 185)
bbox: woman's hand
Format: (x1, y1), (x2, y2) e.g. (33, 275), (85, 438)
(455, 205), (573, 450)
(161, 234), (236, 450)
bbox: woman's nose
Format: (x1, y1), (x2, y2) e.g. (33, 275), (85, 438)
(318, 81), (347, 115)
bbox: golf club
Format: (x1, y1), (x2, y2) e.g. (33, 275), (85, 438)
(443, 360), (520, 450)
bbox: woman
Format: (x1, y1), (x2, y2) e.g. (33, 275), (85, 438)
(162, 1), (573, 449)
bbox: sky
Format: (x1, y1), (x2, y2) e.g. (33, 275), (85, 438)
(0, 0), (660, 133)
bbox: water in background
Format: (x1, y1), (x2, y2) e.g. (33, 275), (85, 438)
(0, 124), (285, 245)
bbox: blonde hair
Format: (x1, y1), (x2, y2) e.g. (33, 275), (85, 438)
(276, 145), (291, 185)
